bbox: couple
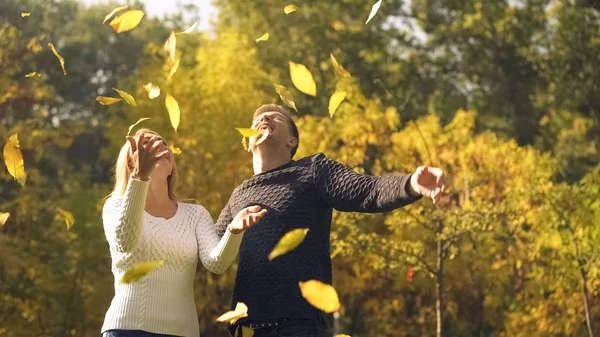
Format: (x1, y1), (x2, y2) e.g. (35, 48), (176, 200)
(101, 104), (447, 337)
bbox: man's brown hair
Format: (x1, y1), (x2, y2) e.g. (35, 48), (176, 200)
(253, 104), (299, 158)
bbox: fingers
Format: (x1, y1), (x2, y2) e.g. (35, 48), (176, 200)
(154, 150), (170, 161)
(126, 136), (137, 153)
(137, 132), (145, 152)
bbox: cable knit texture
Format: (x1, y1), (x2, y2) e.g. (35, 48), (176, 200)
(215, 153), (422, 326)
(102, 178), (244, 337)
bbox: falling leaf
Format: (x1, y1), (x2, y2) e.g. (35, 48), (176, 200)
(242, 327), (254, 337)
(328, 90), (347, 118)
(268, 228), (309, 260)
(255, 32), (269, 43)
(143, 83), (160, 99)
(216, 302), (248, 324)
(330, 54), (351, 78)
(335, 335), (352, 337)
(112, 88), (137, 107)
(165, 94), (180, 132)
(164, 31), (176, 62)
(284, 5), (299, 14)
(235, 128), (261, 138)
(241, 136), (248, 151)
(110, 10), (145, 33)
(181, 21), (198, 34)
(169, 144), (182, 155)
(25, 72), (41, 78)
(299, 280), (340, 313)
(365, 0), (383, 25)
(274, 84), (298, 112)
(289, 61), (316, 96)
(167, 58), (180, 81)
(47, 43), (66, 76)
(0, 213), (9, 227)
(121, 260), (164, 284)
(3, 134), (26, 187)
(254, 130), (270, 146)
(96, 96), (123, 105)
(21, 12), (31, 17)
(128, 117), (151, 136)
(103, 5), (128, 24)
(407, 266), (414, 282)
(56, 208), (74, 230)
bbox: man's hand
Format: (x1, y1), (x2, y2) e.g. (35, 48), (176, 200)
(229, 206), (267, 234)
(410, 166), (447, 204)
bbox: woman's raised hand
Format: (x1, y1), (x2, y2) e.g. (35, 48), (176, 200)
(126, 132), (170, 181)
(229, 206), (267, 234)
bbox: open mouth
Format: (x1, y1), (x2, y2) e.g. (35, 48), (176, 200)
(257, 123), (273, 132)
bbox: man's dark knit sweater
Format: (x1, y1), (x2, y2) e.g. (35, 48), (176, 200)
(215, 153), (421, 325)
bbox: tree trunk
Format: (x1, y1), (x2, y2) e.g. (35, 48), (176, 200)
(436, 236), (444, 337)
(582, 268), (595, 337)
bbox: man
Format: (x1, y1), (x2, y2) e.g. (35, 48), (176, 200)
(216, 104), (447, 337)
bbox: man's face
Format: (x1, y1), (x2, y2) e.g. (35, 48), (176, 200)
(250, 111), (292, 148)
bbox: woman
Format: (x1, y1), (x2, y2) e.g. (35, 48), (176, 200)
(101, 129), (266, 337)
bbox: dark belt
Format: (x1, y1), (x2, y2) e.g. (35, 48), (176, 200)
(246, 318), (291, 329)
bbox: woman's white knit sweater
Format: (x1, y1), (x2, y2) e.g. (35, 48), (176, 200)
(101, 178), (243, 337)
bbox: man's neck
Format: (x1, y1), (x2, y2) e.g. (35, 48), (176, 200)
(253, 149), (292, 175)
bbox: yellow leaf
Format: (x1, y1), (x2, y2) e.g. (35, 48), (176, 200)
(21, 12), (31, 17)
(365, 0), (383, 25)
(121, 260), (164, 284)
(143, 83), (161, 99)
(165, 94), (180, 132)
(56, 208), (74, 230)
(255, 32), (269, 43)
(298, 280), (340, 313)
(289, 61), (316, 96)
(103, 5), (128, 24)
(274, 84), (298, 112)
(128, 117), (151, 136)
(335, 335), (352, 337)
(47, 43), (66, 76)
(235, 128), (261, 138)
(96, 96), (123, 105)
(330, 54), (351, 78)
(241, 136), (248, 151)
(328, 90), (347, 118)
(3, 134), (26, 187)
(181, 21), (198, 34)
(269, 228), (309, 260)
(169, 144), (182, 155)
(216, 302), (248, 324)
(0, 212), (9, 227)
(255, 130), (270, 146)
(25, 72), (41, 78)
(242, 327), (254, 337)
(110, 10), (145, 33)
(332, 21), (346, 31)
(112, 88), (137, 107)
(284, 5), (299, 14)
(168, 58), (180, 81)
(164, 31), (176, 62)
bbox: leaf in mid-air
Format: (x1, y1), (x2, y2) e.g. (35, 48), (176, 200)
(96, 96), (123, 105)
(112, 88), (137, 106)
(289, 61), (316, 96)
(328, 90), (347, 118)
(128, 117), (151, 136)
(216, 302), (248, 324)
(365, 0), (383, 25)
(0, 213), (10, 227)
(3, 134), (26, 187)
(274, 84), (298, 112)
(284, 5), (299, 14)
(330, 54), (351, 78)
(268, 228), (309, 261)
(56, 208), (74, 230)
(47, 43), (66, 75)
(299, 280), (340, 313)
(143, 83), (160, 99)
(255, 32), (269, 43)
(165, 94), (180, 132)
(103, 5), (128, 24)
(121, 260), (164, 284)
(110, 10), (145, 33)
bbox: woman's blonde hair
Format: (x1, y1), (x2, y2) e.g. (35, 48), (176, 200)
(111, 128), (179, 200)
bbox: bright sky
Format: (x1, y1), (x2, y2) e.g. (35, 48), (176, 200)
(80, 0), (218, 31)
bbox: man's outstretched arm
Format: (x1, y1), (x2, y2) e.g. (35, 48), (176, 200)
(312, 153), (446, 213)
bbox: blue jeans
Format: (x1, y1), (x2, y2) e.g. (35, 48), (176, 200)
(102, 330), (182, 337)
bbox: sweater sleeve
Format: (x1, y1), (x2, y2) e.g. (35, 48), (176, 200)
(312, 153), (422, 213)
(215, 200), (234, 237)
(194, 205), (243, 274)
(102, 177), (149, 252)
